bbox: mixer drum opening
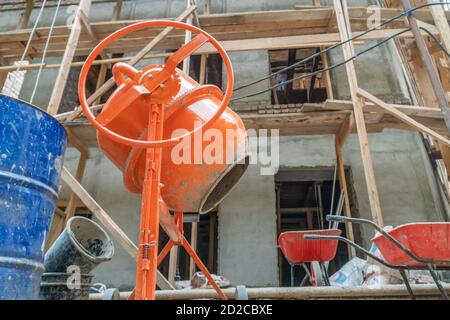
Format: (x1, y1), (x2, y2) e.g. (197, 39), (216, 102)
(200, 155), (249, 213)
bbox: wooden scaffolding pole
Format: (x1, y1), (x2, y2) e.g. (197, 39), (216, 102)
(47, 0), (92, 115)
(112, 0), (123, 21)
(428, 1), (450, 58)
(45, 147), (89, 249)
(333, 0), (384, 225)
(357, 88), (450, 147)
(17, 0), (34, 30)
(400, 0), (450, 133)
(60, 166), (174, 290)
(335, 114), (356, 258)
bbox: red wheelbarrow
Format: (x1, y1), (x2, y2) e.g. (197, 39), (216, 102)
(278, 229), (341, 287)
(304, 216), (450, 300)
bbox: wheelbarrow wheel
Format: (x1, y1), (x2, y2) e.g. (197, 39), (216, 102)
(310, 262), (326, 287)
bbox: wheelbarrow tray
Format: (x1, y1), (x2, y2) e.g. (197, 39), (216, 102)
(278, 229), (342, 265)
(371, 222), (450, 267)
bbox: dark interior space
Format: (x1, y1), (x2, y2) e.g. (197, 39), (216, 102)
(158, 212), (218, 283)
(269, 48), (329, 104)
(275, 168), (350, 287)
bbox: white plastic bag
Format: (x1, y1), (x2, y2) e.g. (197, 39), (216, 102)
(329, 257), (366, 287)
(190, 272), (231, 289)
(363, 229), (403, 286)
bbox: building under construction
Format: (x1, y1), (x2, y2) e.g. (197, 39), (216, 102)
(0, 0), (450, 300)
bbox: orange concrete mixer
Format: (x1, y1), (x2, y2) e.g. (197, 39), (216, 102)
(78, 20), (247, 300)
(97, 63), (248, 214)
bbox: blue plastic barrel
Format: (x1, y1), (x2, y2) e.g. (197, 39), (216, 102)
(0, 94), (67, 300)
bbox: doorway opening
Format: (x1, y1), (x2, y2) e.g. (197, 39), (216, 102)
(275, 167), (354, 287)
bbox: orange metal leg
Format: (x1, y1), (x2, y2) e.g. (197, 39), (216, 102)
(157, 240), (174, 267)
(182, 235), (228, 300)
(135, 103), (164, 300)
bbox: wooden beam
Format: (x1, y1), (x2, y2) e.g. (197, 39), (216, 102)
(168, 246), (179, 284)
(16, 0), (33, 30)
(357, 88), (450, 148)
(112, 0), (123, 21)
(0, 27), (431, 75)
(1, 6), (447, 61)
(60, 166), (174, 290)
(47, 0), (92, 115)
(335, 114), (355, 146)
(45, 150), (89, 249)
(0, 70), (7, 91)
(334, 0), (384, 226)
(57, 198), (86, 208)
(189, 222), (198, 278)
(93, 63), (108, 105)
(63, 154), (88, 224)
(429, 1), (450, 55)
(321, 47), (334, 100)
(400, 0), (450, 133)
(334, 135), (356, 258)
(183, 0), (194, 74)
(64, 5), (196, 121)
(208, 213), (216, 272)
(66, 128), (89, 158)
(78, 10), (109, 60)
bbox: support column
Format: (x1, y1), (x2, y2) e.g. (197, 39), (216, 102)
(333, 0), (384, 225)
(399, 0), (450, 133)
(47, 0), (92, 115)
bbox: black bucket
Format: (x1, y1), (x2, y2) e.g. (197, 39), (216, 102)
(44, 216), (114, 274)
(39, 272), (93, 300)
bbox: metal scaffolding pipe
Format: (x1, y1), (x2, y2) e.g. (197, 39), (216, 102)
(89, 284), (450, 300)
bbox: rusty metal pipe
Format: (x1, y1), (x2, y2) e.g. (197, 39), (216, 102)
(400, 0), (450, 133)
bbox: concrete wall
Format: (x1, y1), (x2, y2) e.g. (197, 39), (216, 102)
(218, 164), (278, 287)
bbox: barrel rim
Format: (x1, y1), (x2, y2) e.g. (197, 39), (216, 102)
(0, 93), (68, 137)
(66, 216), (115, 262)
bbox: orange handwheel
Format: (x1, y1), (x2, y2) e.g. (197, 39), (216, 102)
(79, 20), (234, 147)
(78, 20), (236, 300)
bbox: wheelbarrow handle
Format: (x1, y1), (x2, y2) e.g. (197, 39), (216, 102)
(326, 215), (377, 226)
(325, 215), (433, 265)
(304, 234), (399, 269)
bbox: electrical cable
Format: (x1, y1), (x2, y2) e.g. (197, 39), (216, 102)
(231, 27), (411, 101)
(419, 26), (450, 58)
(16, 0), (48, 73)
(30, 0), (62, 104)
(232, 2), (449, 93)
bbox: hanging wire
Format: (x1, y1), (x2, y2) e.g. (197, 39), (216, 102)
(29, 0), (62, 104)
(232, 27), (411, 101)
(419, 26), (450, 58)
(16, 0), (48, 73)
(232, 2), (450, 95)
